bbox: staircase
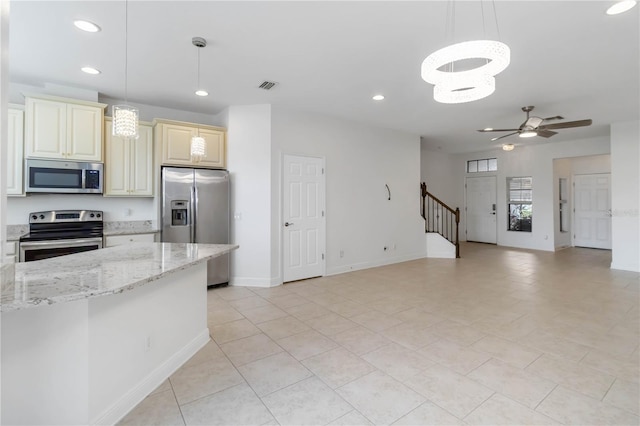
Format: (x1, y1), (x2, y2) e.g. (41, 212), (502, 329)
(421, 182), (460, 258)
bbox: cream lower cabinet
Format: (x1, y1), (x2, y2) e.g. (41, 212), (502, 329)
(104, 233), (157, 247)
(24, 95), (106, 162)
(104, 118), (154, 197)
(7, 107), (24, 196)
(155, 119), (226, 168)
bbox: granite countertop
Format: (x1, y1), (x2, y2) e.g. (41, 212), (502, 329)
(103, 220), (159, 236)
(0, 242), (238, 312)
(6, 225), (28, 242)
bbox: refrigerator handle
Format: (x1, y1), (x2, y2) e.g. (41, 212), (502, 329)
(190, 185), (196, 243)
(192, 185), (198, 243)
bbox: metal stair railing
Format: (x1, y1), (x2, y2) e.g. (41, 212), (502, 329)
(421, 182), (460, 258)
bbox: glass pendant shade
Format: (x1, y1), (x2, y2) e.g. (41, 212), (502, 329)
(519, 129), (537, 138)
(190, 136), (206, 161)
(112, 105), (139, 139)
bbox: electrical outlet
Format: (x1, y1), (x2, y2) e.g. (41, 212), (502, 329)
(144, 335), (152, 352)
(339, 250), (344, 258)
(393, 244), (397, 250)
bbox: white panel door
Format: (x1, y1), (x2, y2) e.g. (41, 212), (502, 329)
(283, 154), (325, 282)
(574, 174), (611, 249)
(466, 176), (497, 244)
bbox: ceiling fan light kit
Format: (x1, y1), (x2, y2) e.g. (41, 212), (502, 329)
(478, 105), (593, 142)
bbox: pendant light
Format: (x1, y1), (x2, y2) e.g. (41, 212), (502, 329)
(421, 1), (510, 104)
(190, 37), (207, 162)
(112, 0), (139, 139)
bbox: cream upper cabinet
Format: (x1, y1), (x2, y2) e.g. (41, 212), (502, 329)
(24, 95), (106, 162)
(7, 106), (25, 196)
(104, 118), (153, 197)
(155, 119), (226, 169)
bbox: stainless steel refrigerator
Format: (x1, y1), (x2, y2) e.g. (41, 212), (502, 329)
(161, 167), (230, 286)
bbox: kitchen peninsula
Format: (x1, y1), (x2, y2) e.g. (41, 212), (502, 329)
(1, 242), (238, 425)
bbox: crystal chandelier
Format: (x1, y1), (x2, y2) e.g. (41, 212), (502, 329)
(421, 2), (510, 104)
(112, 0), (139, 139)
(190, 134), (206, 162)
(191, 37), (208, 161)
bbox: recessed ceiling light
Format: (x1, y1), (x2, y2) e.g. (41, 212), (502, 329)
(502, 144), (515, 151)
(74, 20), (101, 33)
(606, 0), (637, 14)
(195, 90), (209, 97)
(81, 66), (101, 75)
(372, 95), (385, 101)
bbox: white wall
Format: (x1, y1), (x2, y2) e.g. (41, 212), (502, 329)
(420, 142), (458, 208)
(449, 137), (610, 251)
(610, 121), (640, 272)
(272, 107), (425, 277)
(223, 105), (274, 286)
(6, 195), (155, 225)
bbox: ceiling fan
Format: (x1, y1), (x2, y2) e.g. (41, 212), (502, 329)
(478, 106), (593, 141)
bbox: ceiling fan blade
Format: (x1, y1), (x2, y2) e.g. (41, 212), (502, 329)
(539, 119), (592, 130)
(542, 115), (564, 121)
(477, 128), (520, 133)
(536, 129), (558, 138)
(490, 132), (519, 141)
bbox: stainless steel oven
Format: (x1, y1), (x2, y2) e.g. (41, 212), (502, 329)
(19, 210), (104, 262)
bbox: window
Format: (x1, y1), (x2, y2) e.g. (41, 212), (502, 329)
(559, 178), (568, 232)
(467, 158), (497, 173)
(508, 177), (532, 232)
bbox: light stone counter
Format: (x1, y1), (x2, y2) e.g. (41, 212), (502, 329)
(0, 242), (238, 312)
(103, 220), (159, 236)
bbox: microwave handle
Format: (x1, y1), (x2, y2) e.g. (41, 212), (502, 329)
(81, 169), (87, 190)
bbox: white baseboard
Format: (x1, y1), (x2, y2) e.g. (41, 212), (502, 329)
(230, 276), (281, 287)
(326, 251), (427, 276)
(91, 329), (210, 426)
(610, 262), (640, 272)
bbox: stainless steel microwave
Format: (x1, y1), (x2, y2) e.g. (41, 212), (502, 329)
(25, 159), (103, 194)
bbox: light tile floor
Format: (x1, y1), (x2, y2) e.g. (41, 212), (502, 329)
(120, 243), (639, 425)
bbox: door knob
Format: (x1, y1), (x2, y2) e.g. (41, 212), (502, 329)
(284, 222), (294, 227)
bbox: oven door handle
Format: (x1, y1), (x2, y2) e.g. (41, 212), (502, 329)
(19, 237), (104, 249)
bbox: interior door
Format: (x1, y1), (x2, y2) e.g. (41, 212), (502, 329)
(283, 154), (325, 282)
(574, 173), (611, 249)
(466, 176), (497, 244)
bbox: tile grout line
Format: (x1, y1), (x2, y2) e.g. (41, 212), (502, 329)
(533, 382), (558, 411)
(600, 377), (617, 402)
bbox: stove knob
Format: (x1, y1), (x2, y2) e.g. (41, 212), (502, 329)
(31, 215), (37, 220)
(96, 213), (101, 218)
(90, 213), (95, 218)
(39, 214), (45, 220)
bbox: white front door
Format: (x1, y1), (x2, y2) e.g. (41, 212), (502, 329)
(574, 173), (611, 249)
(283, 154), (325, 282)
(466, 176), (497, 244)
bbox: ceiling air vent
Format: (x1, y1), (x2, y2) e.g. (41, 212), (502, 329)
(258, 81), (278, 90)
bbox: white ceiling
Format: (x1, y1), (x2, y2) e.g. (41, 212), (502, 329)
(9, 1), (639, 153)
